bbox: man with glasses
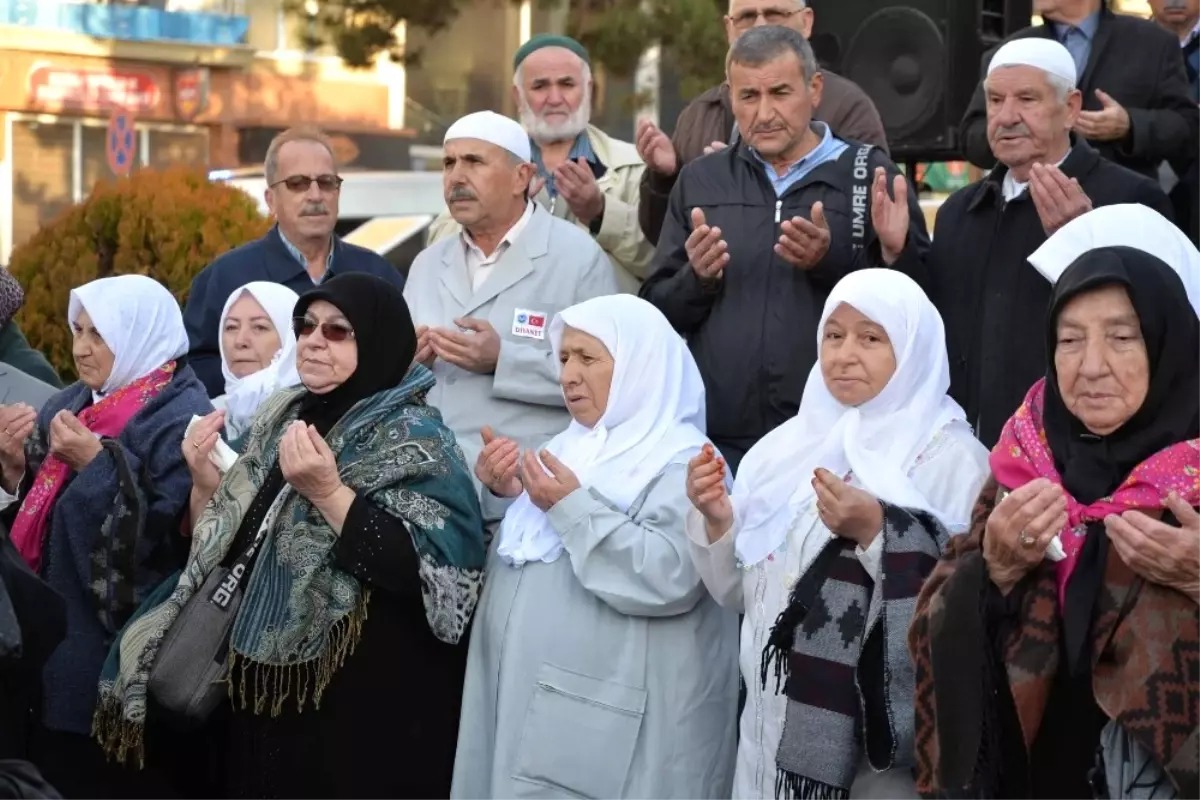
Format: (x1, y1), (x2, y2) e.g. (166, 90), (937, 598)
(636, 0), (888, 246)
(183, 126), (404, 396)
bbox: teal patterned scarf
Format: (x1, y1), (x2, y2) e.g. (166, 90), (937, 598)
(94, 365), (485, 764)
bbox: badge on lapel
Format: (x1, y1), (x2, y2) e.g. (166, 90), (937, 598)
(511, 308), (547, 340)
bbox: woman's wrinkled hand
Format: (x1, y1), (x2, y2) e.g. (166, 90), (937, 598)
(0, 403), (35, 491)
(182, 410), (225, 498)
(812, 467), (883, 548)
(49, 410), (101, 472)
(280, 421), (342, 503)
(521, 449), (580, 512)
(983, 478), (1067, 596)
(1106, 493), (1200, 604)
(686, 444), (733, 543)
(476, 426), (522, 498)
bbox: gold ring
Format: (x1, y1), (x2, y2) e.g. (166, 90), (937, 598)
(1019, 531), (1036, 548)
(192, 441), (201, 450)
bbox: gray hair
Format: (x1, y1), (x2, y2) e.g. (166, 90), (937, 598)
(726, 24), (818, 81)
(1044, 72), (1074, 103)
(263, 126), (336, 185)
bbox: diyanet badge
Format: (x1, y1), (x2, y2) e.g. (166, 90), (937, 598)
(512, 308), (547, 340)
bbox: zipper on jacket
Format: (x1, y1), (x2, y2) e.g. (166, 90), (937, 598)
(774, 199), (782, 223)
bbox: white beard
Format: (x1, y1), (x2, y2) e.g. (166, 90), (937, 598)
(518, 92), (592, 144)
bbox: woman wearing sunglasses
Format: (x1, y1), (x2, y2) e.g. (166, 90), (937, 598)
(97, 274), (487, 798)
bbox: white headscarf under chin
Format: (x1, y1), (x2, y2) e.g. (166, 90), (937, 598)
(68, 275), (189, 397)
(732, 269), (971, 567)
(218, 282), (301, 438)
(496, 294), (711, 567)
(1027, 204), (1200, 316)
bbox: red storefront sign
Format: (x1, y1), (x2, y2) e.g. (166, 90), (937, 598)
(27, 65), (161, 113)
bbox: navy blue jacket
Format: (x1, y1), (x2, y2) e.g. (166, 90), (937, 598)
(184, 226), (404, 396)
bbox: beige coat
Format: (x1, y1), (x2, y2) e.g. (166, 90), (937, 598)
(427, 124), (654, 294)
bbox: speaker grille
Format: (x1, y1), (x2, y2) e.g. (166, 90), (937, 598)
(842, 7), (946, 140)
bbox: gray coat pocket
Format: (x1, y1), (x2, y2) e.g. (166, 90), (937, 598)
(511, 662), (647, 799)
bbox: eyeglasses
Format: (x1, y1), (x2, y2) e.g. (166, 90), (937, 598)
(270, 174), (344, 193)
(728, 8), (801, 29)
(293, 317), (356, 342)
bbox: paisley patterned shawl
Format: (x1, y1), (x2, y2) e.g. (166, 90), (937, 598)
(908, 478), (1200, 798)
(94, 365), (486, 765)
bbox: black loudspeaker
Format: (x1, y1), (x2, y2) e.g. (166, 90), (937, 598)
(809, 0), (1033, 162)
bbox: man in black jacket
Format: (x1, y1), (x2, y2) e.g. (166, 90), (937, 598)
(183, 127), (404, 396)
(872, 38), (1172, 448)
(639, 25), (929, 473)
(959, 1), (1198, 183)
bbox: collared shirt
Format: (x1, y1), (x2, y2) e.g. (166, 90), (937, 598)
(1052, 11), (1101, 80)
(1002, 148), (1071, 202)
(279, 230), (336, 284)
(462, 201), (535, 290)
(531, 132), (598, 197)
(749, 122), (850, 197)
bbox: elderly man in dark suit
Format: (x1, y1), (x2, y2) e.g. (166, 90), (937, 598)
(183, 127), (403, 396)
(959, 0), (1198, 183)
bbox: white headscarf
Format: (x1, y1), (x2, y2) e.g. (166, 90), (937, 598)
(1027, 204), (1200, 316)
(217, 282), (302, 438)
(68, 275), (189, 397)
(732, 269), (972, 567)
(496, 294), (711, 567)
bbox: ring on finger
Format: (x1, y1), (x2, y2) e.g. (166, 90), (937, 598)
(1019, 530), (1036, 548)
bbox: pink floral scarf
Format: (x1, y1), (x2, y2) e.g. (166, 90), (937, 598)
(11, 362), (177, 571)
(990, 379), (1200, 607)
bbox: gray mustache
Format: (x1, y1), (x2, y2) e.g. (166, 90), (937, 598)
(448, 186), (476, 202)
(995, 123), (1031, 138)
(300, 203), (328, 216)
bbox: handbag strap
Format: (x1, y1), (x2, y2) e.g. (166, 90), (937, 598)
(207, 489), (287, 609)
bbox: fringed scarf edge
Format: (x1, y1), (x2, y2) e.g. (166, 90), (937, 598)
(93, 589), (371, 767)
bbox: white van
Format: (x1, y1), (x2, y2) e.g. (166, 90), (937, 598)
(209, 167), (446, 276)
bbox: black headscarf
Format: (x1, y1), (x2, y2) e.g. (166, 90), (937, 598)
(1042, 246), (1199, 672)
(220, 273), (416, 567)
(293, 273), (417, 435)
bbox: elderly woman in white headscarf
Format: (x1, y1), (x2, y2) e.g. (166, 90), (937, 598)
(453, 294), (740, 800)
(212, 281), (301, 447)
(686, 269), (990, 800)
(0, 274), (210, 797)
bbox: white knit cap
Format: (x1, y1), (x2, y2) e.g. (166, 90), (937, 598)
(987, 38), (1077, 88)
(444, 110), (532, 162)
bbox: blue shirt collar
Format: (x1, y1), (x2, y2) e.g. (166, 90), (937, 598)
(1053, 10), (1100, 41)
(278, 228), (335, 283)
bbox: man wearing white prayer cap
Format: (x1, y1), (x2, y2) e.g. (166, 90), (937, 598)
(868, 37), (1174, 448)
(958, 0), (1198, 184)
(403, 110), (620, 481)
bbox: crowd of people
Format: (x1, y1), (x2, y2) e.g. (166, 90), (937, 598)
(0, 0), (1197, 798)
